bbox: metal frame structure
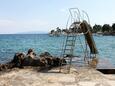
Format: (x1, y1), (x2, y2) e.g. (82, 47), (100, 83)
(59, 8), (98, 73)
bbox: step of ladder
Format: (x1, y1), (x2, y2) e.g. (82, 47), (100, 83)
(61, 58), (72, 65)
(60, 33), (77, 73)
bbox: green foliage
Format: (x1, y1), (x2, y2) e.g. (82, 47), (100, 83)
(93, 24), (102, 33)
(112, 23), (115, 32)
(50, 23), (115, 35)
(102, 24), (112, 32)
(92, 23), (115, 33)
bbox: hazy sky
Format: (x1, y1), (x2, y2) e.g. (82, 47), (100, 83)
(0, 0), (115, 34)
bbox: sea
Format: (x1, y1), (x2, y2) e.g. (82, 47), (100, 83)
(0, 34), (115, 66)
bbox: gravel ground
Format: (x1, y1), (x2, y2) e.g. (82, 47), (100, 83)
(0, 67), (115, 86)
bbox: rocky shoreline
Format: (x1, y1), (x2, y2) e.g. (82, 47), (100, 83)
(0, 49), (115, 86)
(0, 49), (66, 72)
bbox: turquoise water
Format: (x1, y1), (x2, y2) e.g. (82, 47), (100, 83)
(0, 34), (115, 65)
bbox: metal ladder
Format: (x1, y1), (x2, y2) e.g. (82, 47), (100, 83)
(60, 33), (76, 73)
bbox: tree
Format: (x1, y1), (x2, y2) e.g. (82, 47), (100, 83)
(112, 23), (115, 32)
(88, 24), (93, 32)
(93, 24), (102, 33)
(56, 27), (61, 34)
(50, 30), (55, 34)
(102, 24), (112, 32)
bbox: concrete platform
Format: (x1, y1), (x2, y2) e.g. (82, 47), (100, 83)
(71, 57), (115, 74)
(96, 59), (115, 74)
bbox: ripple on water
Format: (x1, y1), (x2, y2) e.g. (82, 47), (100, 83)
(0, 34), (115, 66)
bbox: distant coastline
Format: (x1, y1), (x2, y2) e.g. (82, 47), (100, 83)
(49, 23), (115, 36)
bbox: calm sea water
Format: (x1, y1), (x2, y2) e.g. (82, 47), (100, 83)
(0, 34), (115, 65)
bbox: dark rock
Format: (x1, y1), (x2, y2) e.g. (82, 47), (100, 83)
(39, 52), (52, 57)
(11, 53), (25, 68)
(52, 58), (60, 67)
(0, 51), (67, 71)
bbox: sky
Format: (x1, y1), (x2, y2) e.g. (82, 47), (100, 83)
(0, 0), (115, 34)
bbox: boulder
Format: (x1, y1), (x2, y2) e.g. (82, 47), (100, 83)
(0, 51), (67, 71)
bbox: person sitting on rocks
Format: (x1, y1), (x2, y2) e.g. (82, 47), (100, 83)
(23, 49), (37, 66)
(27, 48), (36, 59)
